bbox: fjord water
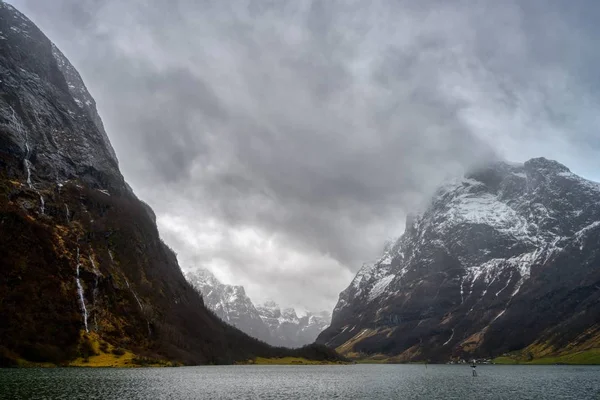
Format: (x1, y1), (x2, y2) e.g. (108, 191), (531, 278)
(1, 365), (598, 399)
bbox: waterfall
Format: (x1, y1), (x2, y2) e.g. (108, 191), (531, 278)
(24, 158), (32, 188)
(125, 278), (143, 311)
(21, 134), (34, 190)
(75, 247), (89, 333)
(89, 255), (100, 332)
(22, 144), (45, 214)
(89, 255), (100, 305)
(11, 104), (33, 190)
(65, 204), (70, 223)
(443, 329), (455, 346)
(125, 278), (151, 336)
(9, 107), (45, 214)
(10, 107), (33, 189)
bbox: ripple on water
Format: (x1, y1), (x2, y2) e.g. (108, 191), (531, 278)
(0, 365), (599, 400)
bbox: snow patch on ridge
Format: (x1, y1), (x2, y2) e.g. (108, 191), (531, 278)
(368, 275), (395, 301)
(440, 185), (530, 241)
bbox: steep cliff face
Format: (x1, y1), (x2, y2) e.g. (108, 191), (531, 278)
(0, 2), (341, 366)
(186, 269), (331, 348)
(318, 158), (600, 362)
(0, 3), (123, 195)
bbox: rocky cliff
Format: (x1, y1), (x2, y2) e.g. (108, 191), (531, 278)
(0, 2), (340, 366)
(318, 158), (600, 362)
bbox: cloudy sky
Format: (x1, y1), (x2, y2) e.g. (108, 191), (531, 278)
(10, 0), (600, 311)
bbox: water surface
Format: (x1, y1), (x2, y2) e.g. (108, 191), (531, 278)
(1, 364), (598, 399)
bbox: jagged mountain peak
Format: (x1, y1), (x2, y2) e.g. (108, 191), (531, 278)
(282, 307), (298, 318)
(186, 270), (331, 348)
(524, 157), (570, 174)
(260, 300), (280, 309)
(319, 157), (600, 362)
(186, 269), (263, 324)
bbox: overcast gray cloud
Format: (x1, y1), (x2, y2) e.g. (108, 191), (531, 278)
(10, 0), (600, 311)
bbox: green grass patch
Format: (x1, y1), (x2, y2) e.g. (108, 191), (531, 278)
(493, 356), (519, 365)
(241, 357), (347, 365)
(493, 349), (600, 365)
(527, 349), (600, 365)
(355, 359), (392, 364)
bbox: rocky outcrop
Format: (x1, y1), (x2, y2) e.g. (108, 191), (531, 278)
(318, 158), (600, 362)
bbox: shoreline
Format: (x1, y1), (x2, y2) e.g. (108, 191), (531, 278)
(7, 360), (599, 368)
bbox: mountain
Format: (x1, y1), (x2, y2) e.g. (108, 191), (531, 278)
(185, 269), (272, 343)
(256, 301), (331, 348)
(186, 269), (331, 348)
(0, 2), (342, 366)
(318, 158), (600, 363)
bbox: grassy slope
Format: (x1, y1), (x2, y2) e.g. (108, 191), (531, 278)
(493, 326), (600, 365)
(13, 331), (178, 368)
(494, 349), (600, 365)
(67, 332), (178, 367)
(332, 309), (600, 366)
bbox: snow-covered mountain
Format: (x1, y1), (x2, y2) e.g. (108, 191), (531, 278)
(186, 269), (330, 347)
(256, 301), (331, 348)
(185, 269), (271, 343)
(318, 158), (600, 362)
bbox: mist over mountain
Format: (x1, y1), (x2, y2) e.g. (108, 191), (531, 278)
(2, 0), (600, 371)
(318, 158), (600, 363)
(186, 269), (330, 348)
(12, 0), (600, 314)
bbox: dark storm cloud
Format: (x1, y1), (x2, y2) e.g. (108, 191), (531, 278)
(10, 0), (600, 310)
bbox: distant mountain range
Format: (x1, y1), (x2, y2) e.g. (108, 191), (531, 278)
(186, 269), (330, 348)
(318, 158), (600, 363)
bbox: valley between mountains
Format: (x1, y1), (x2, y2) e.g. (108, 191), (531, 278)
(186, 268), (331, 348)
(1, 0), (599, 367)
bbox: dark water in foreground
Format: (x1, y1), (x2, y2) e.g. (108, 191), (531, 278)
(1, 364), (599, 399)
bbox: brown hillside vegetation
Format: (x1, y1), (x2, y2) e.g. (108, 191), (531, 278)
(0, 150), (343, 366)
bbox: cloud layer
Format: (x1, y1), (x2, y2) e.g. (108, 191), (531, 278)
(11, 0), (600, 310)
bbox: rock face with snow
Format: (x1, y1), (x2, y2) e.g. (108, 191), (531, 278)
(256, 301), (331, 348)
(186, 269), (272, 343)
(318, 158), (600, 362)
(186, 269), (331, 347)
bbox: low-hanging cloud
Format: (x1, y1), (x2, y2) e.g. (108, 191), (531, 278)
(11, 0), (600, 311)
